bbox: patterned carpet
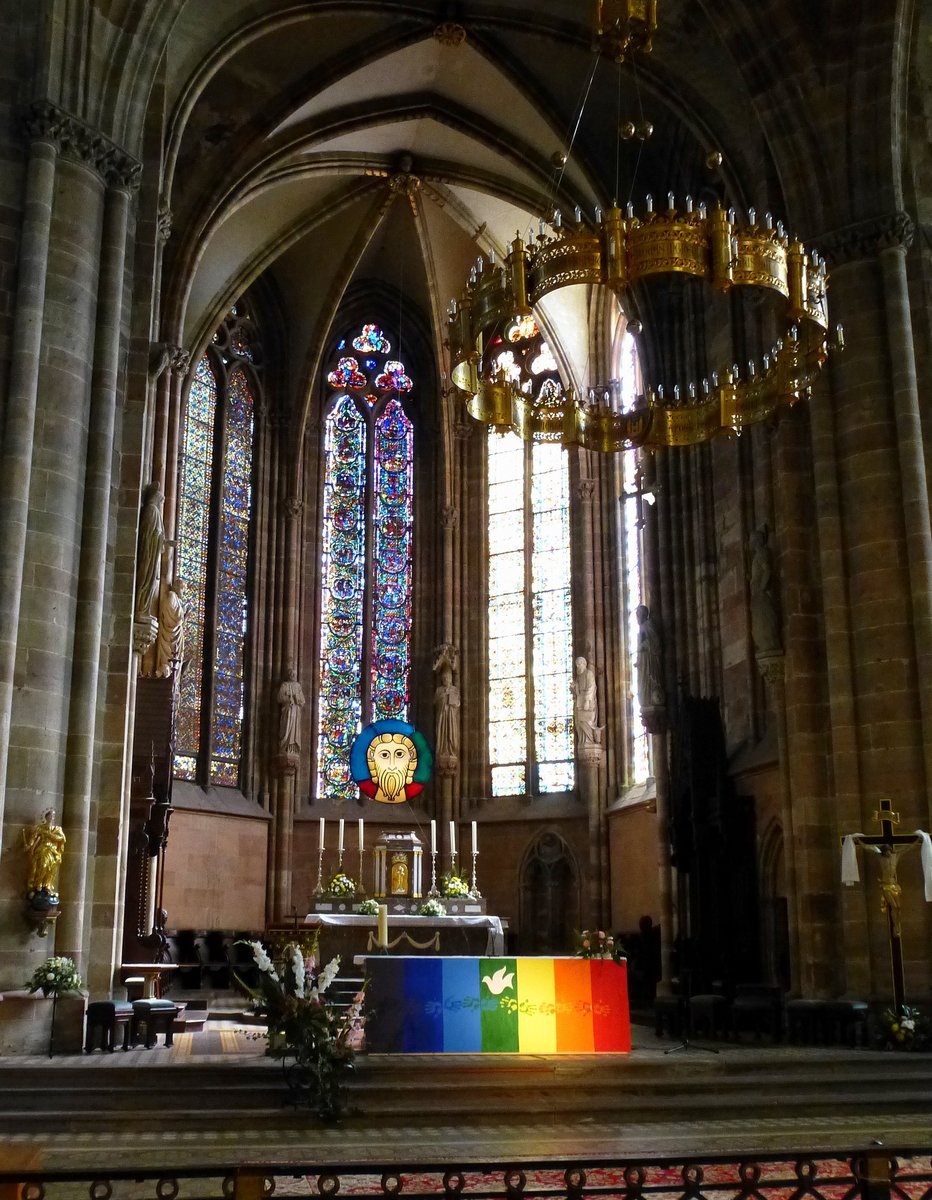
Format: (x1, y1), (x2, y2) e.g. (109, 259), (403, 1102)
(285, 1159), (932, 1198)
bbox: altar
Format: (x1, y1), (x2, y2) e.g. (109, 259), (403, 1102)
(362, 955), (630, 1054)
(298, 912), (506, 959)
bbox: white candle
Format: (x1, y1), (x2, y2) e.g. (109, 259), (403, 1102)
(377, 904), (388, 948)
(338, 818), (344, 854)
(472, 821), (477, 855)
(358, 818), (364, 851)
(318, 818), (325, 850)
(430, 820), (437, 854)
(449, 820), (456, 857)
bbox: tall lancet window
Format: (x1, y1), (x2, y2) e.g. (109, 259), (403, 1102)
(316, 324), (415, 802)
(614, 317), (650, 783)
(174, 305), (259, 786)
(487, 320), (574, 798)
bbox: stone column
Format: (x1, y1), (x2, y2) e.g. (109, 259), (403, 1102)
(0, 106), (60, 850)
(438, 502), (459, 841)
(271, 495), (303, 920)
(573, 476), (607, 925)
(819, 212), (930, 995)
(58, 162), (137, 971)
(756, 654), (801, 993)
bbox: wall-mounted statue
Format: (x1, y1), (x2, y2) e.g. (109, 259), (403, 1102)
(432, 644), (460, 767)
(135, 481), (165, 620)
(155, 577), (186, 678)
(635, 605), (665, 710)
(571, 656), (603, 750)
(748, 524), (781, 654)
(277, 668), (306, 756)
(23, 809), (66, 937)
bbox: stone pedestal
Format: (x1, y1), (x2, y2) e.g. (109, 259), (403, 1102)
(0, 991), (87, 1055)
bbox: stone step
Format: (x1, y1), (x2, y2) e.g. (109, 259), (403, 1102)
(0, 1050), (930, 1131)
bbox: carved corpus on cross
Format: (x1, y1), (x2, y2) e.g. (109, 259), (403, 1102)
(841, 799), (932, 1014)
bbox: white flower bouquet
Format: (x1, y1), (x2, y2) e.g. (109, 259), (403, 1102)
(26, 956), (82, 997)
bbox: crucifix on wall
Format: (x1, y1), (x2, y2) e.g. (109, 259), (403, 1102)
(841, 799), (932, 1014)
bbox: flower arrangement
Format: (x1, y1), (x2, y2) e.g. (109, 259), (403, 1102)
(26, 956), (82, 997)
(440, 873), (471, 898)
(325, 872), (356, 897)
(418, 898), (446, 917)
(877, 1005), (929, 1051)
(236, 938), (365, 1119)
(354, 898), (380, 915)
(576, 929), (624, 962)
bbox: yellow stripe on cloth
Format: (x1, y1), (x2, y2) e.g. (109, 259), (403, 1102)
(516, 957), (557, 1052)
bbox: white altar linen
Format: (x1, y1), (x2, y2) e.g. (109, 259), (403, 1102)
(304, 912), (505, 955)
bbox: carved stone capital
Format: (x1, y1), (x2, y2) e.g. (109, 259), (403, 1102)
(433, 22), (467, 46)
(169, 347), (190, 377)
(579, 743), (605, 766)
(442, 505), (459, 529)
(641, 705), (668, 736)
(436, 755), (459, 778)
(133, 615), (159, 656)
(272, 752), (299, 779)
(433, 643), (457, 673)
(149, 343), (189, 381)
(452, 417), (475, 442)
(21, 99), (141, 190)
(820, 212), (914, 265)
(157, 205), (173, 243)
(576, 479), (597, 503)
(756, 650), (786, 687)
(282, 497), (304, 519)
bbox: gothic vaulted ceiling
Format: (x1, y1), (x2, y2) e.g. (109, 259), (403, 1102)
(124, 0), (911, 415)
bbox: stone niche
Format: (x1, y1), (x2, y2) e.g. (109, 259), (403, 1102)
(373, 831), (424, 899)
(0, 991), (87, 1054)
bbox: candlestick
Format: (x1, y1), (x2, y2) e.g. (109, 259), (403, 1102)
(313, 843), (325, 896)
(470, 849), (482, 898)
(428, 848), (439, 898)
(430, 819), (437, 854)
(449, 820), (456, 859)
(377, 904), (388, 951)
(471, 821), (477, 856)
(338, 818), (344, 854)
(357, 819), (366, 896)
(318, 818), (325, 850)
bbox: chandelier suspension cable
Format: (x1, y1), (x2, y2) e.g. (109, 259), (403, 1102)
(624, 57), (648, 209)
(551, 52), (601, 205)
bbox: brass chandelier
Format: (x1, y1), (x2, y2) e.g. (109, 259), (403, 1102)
(448, 1), (840, 453)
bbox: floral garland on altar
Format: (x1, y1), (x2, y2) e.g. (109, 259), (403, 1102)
(576, 929), (624, 962)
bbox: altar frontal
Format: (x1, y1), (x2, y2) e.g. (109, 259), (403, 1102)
(365, 956), (630, 1054)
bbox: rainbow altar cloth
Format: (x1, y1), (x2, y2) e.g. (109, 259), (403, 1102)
(363, 956), (630, 1054)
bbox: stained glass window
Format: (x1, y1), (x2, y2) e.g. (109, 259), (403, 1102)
(487, 424), (574, 798)
(174, 306), (259, 786)
(316, 325), (415, 802)
(615, 322), (650, 784)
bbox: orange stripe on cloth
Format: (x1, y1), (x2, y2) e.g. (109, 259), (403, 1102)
(553, 957), (595, 1052)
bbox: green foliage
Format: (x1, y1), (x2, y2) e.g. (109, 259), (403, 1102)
(26, 956), (82, 997)
(235, 940), (365, 1120)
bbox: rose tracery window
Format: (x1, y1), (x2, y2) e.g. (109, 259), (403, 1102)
(316, 324), (415, 802)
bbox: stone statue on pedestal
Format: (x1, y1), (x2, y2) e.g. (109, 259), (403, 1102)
(277, 669), (306, 756)
(135, 481), (165, 620)
(636, 605), (665, 710)
(571, 656), (603, 750)
(155, 577), (186, 678)
(748, 524), (781, 654)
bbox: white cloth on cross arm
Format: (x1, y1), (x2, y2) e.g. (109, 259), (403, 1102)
(841, 833), (863, 885)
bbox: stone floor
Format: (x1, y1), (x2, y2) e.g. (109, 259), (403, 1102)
(0, 1021), (930, 1173)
